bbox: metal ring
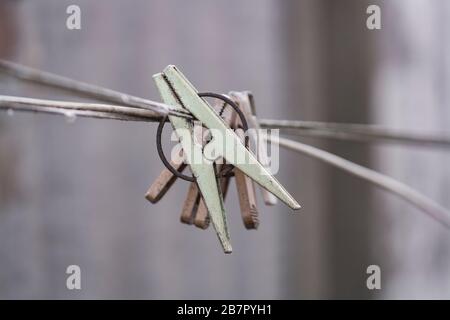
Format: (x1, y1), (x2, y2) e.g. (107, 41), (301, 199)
(157, 115), (195, 182)
(156, 92), (249, 182)
(198, 92), (249, 145)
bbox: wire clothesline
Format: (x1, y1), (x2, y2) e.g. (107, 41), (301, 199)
(0, 95), (161, 122)
(267, 136), (450, 228)
(0, 59), (190, 118)
(2, 94), (449, 148)
(1, 60), (450, 228)
(2, 60), (449, 148)
(260, 119), (450, 148)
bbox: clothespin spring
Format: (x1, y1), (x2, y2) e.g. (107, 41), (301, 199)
(155, 92), (249, 182)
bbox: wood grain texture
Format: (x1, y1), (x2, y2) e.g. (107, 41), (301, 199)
(194, 164), (231, 229)
(233, 115), (259, 229)
(145, 154), (187, 203)
(229, 91), (278, 206)
(180, 182), (200, 225)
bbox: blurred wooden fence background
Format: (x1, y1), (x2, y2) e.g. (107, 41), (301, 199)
(0, 0), (449, 299)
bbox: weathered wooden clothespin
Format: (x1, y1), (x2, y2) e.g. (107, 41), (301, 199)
(179, 122), (207, 225)
(229, 91), (278, 206)
(193, 163), (231, 229)
(180, 182), (200, 224)
(148, 65), (300, 253)
(193, 103), (236, 229)
(145, 151), (186, 203)
(232, 117), (260, 229)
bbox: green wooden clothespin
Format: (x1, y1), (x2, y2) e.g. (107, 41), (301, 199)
(153, 65), (300, 253)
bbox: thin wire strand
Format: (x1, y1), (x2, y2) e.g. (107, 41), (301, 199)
(2, 104), (147, 122)
(0, 95), (163, 122)
(267, 135), (450, 229)
(0, 59), (191, 119)
(260, 119), (450, 148)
